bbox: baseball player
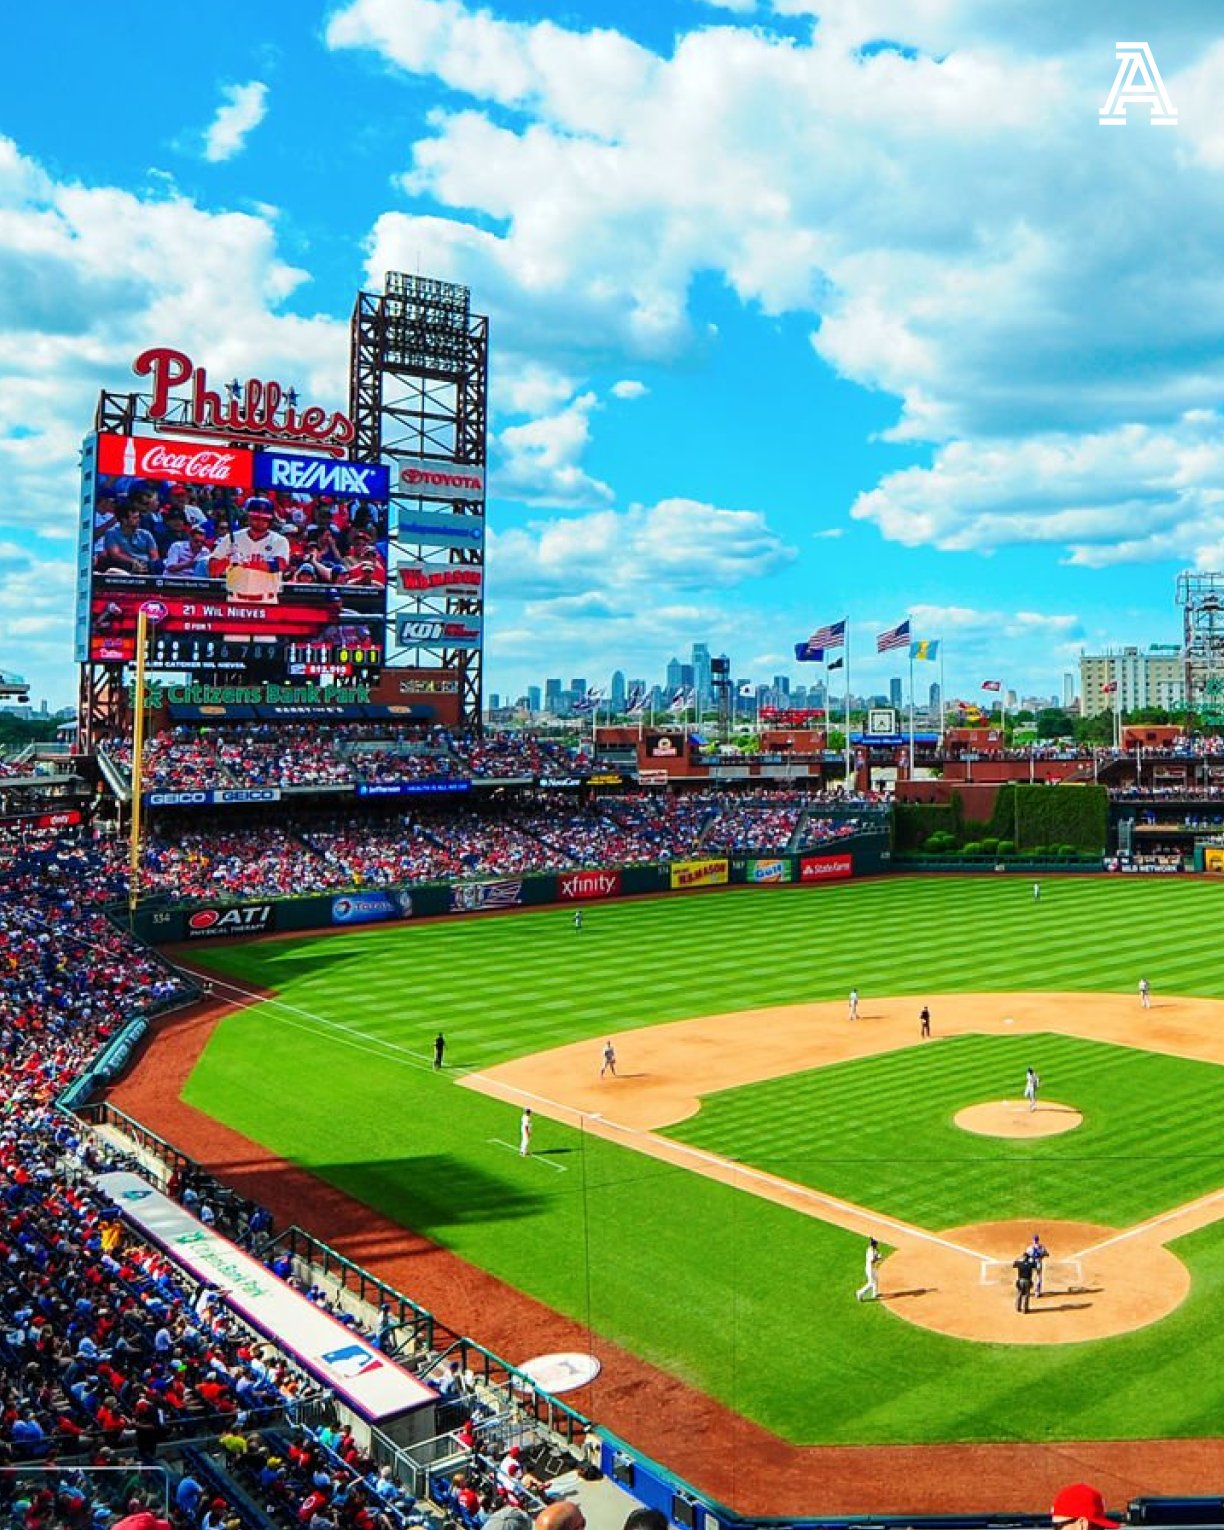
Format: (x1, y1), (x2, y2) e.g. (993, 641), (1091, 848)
(1138, 976), (1150, 1009)
(519, 1108), (533, 1157)
(1024, 1066), (1040, 1112)
(600, 1040), (617, 1078)
(855, 1236), (881, 1301)
(1028, 1232), (1050, 1297)
(848, 988), (860, 1021)
(919, 1005), (931, 1038)
(574, 909), (583, 932)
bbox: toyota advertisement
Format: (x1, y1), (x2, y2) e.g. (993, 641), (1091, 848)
(78, 432), (389, 678)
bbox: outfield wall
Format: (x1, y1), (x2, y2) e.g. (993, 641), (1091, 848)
(128, 834), (890, 944)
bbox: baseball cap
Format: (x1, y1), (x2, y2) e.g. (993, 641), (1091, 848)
(1051, 1484), (1119, 1528)
(245, 497), (274, 516)
(483, 1509), (532, 1530)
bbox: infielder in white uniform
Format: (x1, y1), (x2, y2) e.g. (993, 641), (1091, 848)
(1139, 977), (1151, 1009)
(848, 988), (860, 1021)
(1024, 1067), (1040, 1112)
(856, 1236), (881, 1301)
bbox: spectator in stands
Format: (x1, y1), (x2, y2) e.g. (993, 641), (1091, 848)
(1050, 1484), (1119, 1530)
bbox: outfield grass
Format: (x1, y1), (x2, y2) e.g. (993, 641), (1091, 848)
(184, 876), (1224, 1445)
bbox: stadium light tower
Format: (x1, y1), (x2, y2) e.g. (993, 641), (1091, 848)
(350, 274), (489, 728)
(1176, 571), (1224, 728)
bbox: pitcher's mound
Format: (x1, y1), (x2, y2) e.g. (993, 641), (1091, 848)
(955, 1100), (1082, 1138)
(878, 1219), (1188, 1344)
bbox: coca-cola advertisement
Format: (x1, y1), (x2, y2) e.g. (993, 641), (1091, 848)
(80, 431), (389, 678)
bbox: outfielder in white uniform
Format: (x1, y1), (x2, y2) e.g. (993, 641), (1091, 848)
(519, 1108), (533, 1157)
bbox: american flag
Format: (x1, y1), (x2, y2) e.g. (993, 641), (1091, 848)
(876, 619), (911, 653)
(808, 618), (847, 650)
(981, 679), (1002, 692)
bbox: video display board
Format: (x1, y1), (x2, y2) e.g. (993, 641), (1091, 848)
(79, 433), (389, 678)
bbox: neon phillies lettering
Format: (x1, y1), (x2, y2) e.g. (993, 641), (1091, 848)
(133, 347), (355, 455)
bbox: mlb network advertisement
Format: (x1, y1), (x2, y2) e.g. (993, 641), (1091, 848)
(77, 432), (390, 678)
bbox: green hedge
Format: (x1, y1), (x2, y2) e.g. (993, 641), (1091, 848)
(898, 785), (1107, 855)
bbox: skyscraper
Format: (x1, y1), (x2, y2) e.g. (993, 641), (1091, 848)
(665, 656), (684, 691)
(691, 643), (711, 714)
(545, 678), (563, 714)
(889, 677), (903, 709)
(610, 670), (626, 709)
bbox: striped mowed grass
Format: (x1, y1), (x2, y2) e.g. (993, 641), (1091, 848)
(185, 875), (1224, 1445)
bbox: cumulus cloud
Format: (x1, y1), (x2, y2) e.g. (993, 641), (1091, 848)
(852, 413), (1224, 567)
(611, 379), (648, 400)
(203, 81), (269, 163)
(334, 0), (1224, 567)
(495, 392), (613, 507)
(490, 497), (796, 603)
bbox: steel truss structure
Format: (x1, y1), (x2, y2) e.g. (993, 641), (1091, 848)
(1176, 571), (1224, 726)
(350, 273), (489, 727)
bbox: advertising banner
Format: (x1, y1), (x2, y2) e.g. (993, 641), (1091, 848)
(799, 854), (853, 882)
(254, 452), (389, 500)
(184, 904), (276, 939)
(396, 615), (483, 648)
(354, 779), (470, 798)
(331, 891), (414, 925)
(396, 562), (484, 596)
(744, 858), (793, 883)
(1205, 847), (1224, 874)
(558, 870), (622, 901)
(396, 508), (485, 549)
(399, 456), (486, 500)
(146, 788), (283, 807)
(0, 807), (84, 830)
(95, 1171), (433, 1422)
(97, 432), (254, 488)
(450, 878), (524, 913)
(670, 858), (730, 890)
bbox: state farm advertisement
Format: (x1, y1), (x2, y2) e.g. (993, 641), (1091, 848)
(558, 870), (622, 901)
(97, 432), (253, 488)
(670, 858), (729, 890)
(799, 854), (853, 882)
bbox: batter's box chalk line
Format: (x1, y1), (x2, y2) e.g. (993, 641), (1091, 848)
(979, 1257), (1083, 1287)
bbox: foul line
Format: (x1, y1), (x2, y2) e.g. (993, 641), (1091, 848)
(487, 1138), (568, 1172)
(186, 971), (438, 1074)
(1074, 1184), (1224, 1258)
(464, 1074), (981, 1260)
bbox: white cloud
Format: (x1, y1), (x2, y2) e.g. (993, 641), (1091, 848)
(495, 392), (613, 507)
(336, 0), (1224, 567)
(852, 413), (1224, 568)
(203, 81), (269, 163)
(610, 379), (648, 400)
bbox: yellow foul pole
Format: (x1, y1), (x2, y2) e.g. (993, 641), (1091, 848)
(128, 606), (149, 916)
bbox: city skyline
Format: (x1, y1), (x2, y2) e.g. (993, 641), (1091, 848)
(1, 4), (1218, 710)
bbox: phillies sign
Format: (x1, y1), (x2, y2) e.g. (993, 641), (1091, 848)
(133, 346), (355, 456)
(97, 432), (253, 488)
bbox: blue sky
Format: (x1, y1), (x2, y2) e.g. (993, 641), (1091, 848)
(3, 0), (1223, 709)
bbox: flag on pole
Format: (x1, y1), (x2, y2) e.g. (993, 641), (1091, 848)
(808, 618), (847, 650)
(572, 685), (604, 713)
(827, 656), (844, 671)
(794, 641), (825, 662)
(1101, 681), (1118, 694)
(876, 619), (911, 653)
(981, 679), (1002, 692)
(910, 639), (940, 661)
(668, 686), (692, 713)
(625, 684), (647, 714)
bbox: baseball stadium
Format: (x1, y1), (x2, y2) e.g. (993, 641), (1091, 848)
(5, 277), (1224, 1530)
